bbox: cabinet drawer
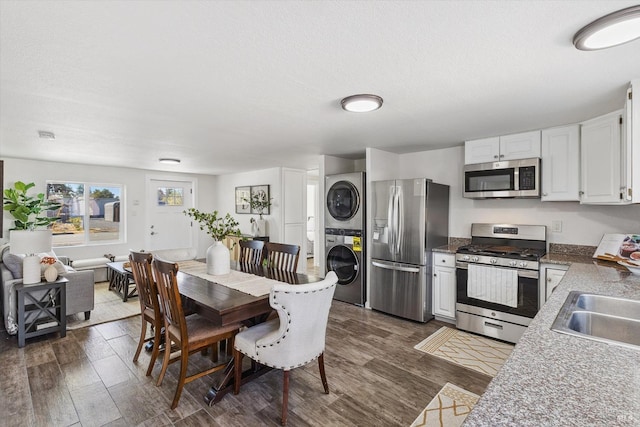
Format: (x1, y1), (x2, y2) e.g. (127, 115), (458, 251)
(433, 253), (455, 268)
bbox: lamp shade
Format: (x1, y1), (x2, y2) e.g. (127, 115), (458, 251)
(10, 230), (52, 255)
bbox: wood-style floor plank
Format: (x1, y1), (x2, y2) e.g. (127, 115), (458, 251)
(3, 299), (493, 426)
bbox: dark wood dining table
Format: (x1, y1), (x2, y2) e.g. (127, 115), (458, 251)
(177, 261), (319, 406)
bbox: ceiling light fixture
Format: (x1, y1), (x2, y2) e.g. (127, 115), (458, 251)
(38, 130), (55, 139)
(573, 5), (640, 50)
(159, 158), (181, 165)
(341, 94), (383, 112)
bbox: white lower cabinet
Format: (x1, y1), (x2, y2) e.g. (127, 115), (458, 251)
(433, 253), (456, 321)
(540, 263), (568, 304)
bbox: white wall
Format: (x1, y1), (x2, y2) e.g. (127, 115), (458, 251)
(214, 167), (282, 242)
(397, 146), (640, 246)
(1, 157), (217, 259)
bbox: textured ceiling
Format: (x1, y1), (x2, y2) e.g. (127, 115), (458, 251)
(1, 1), (639, 175)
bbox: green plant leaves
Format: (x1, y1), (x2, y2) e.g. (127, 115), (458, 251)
(3, 181), (61, 230)
(184, 208), (240, 241)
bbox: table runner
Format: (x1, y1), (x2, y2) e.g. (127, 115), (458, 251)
(177, 260), (279, 297)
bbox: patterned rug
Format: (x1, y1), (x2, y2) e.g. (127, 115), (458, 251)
(66, 282), (140, 330)
(410, 383), (479, 427)
(414, 327), (513, 377)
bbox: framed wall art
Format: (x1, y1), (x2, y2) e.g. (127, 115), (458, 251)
(250, 185), (271, 216)
(235, 186), (251, 214)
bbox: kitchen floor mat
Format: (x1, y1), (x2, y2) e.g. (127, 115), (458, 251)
(413, 326), (513, 377)
(410, 382), (480, 427)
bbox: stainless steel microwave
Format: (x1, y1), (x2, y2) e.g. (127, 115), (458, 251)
(463, 158), (540, 199)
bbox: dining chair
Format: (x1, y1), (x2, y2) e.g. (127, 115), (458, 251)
(233, 271), (338, 426)
(238, 239), (265, 266)
(152, 257), (242, 410)
(263, 242), (300, 272)
(129, 250), (162, 377)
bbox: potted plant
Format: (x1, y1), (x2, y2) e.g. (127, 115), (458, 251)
(244, 191), (272, 237)
(3, 181), (60, 230)
(184, 208), (240, 275)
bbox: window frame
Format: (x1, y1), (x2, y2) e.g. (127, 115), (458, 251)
(46, 180), (126, 247)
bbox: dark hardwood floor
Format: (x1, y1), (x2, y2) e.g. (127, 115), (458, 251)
(0, 300), (492, 426)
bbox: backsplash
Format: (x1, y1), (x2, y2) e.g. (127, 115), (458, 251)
(449, 237), (471, 247)
(548, 243), (597, 257)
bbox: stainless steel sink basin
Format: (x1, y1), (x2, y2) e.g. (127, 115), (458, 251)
(551, 291), (640, 350)
(574, 293), (640, 320)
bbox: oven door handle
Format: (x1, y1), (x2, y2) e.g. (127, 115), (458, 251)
(456, 264), (539, 279)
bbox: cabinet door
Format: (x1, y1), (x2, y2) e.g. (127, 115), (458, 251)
(546, 268), (566, 300)
(433, 265), (456, 319)
(464, 137), (500, 164)
(499, 131), (541, 161)
(580, 111), (622, 204)
(541, 125), (580, 201)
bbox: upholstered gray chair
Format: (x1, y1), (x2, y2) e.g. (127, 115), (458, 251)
(233, 271), (338, 426)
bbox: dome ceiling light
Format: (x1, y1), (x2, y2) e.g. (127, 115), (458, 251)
(573, 5), (640, 50)
(340, 94), (383, 112)
(159, 158), (181, 165)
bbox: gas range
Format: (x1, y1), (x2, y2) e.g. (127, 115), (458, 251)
(455, 224), (547, 271)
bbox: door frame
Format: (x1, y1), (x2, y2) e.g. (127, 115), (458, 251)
(145, 174), (198, 250)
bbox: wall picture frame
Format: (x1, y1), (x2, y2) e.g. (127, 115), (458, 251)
(250, 185), (270, 215)
(235, 186), (251, 214)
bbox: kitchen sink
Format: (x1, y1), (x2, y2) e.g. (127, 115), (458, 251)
(575, 293), (640, 320)
(551, 291), (640, 350)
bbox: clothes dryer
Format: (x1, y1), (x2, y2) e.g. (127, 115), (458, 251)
(325, 172), (365, 230)
(325, 228), (364, 305)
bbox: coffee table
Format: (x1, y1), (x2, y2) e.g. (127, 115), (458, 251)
(107, 261), (137, 302)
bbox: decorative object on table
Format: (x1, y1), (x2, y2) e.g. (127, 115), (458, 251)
(410, 382), (479, 427)
(618, 260), (640, 275)
(413, 326), (513, 377)
(183, 208), (240, 275)
(235, 186), (251, 214)
(41, 256), (58, 282)
(10, 230), (52, 284)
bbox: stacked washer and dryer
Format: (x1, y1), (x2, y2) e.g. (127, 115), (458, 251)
(325, 172), (366, 306)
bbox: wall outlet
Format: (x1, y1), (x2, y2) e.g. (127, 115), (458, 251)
(552, 220), (562, 233)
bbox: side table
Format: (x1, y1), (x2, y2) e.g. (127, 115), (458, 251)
(107, 261), (137, 302)
(16, 278), (68, 348)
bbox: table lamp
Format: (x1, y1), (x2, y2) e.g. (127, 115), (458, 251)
(10, 230), (52, 284)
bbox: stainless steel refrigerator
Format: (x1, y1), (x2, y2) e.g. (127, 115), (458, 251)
(370, 179), (449, 322)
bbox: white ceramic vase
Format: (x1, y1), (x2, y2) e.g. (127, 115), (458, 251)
(255, 219), (267, 237)
(206, 240), (230, 275)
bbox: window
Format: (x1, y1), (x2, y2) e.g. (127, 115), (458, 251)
(46, 182), (125, 247)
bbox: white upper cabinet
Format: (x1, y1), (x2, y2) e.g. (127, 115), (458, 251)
(465, 131), (541, 164)
(623, 79), (639, 203)
(541, 125), (580, 201)
(580, 110), (623, 204)
(464, 137), (500, 164)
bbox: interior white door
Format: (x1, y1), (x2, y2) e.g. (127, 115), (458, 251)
(147, 179), (194, 251)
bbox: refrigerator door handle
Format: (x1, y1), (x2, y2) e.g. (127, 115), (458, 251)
(387, 185), (396, 254)
(396, 186), (404, 255)
(372, 261), (421, 273)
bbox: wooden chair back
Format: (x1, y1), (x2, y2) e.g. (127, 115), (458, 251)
(152, 257), (187, 341)
(238, 239), (265, 266)
(264, 242), (300, 272)
(129, 251), (159, 318)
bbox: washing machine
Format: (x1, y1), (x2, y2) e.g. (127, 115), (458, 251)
(325, 172), (365, 230)
(326, 228), (364, 305)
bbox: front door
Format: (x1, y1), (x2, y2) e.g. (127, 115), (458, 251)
(147, 178), (194, 251)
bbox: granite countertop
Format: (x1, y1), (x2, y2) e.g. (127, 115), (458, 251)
(432, 245), (460, 254)
(463, 260), (640, 426)
(541, 252), (595, 266)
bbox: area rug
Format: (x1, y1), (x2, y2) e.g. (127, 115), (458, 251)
(66, 282), (140, 330)
(414, 326), (513, 377)
(410, 383), (480, 427)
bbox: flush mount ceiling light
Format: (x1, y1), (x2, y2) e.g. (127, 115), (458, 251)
(573, 5), (640, 50)
(340, 94), (383, 112)
(159, 158), (181, 165)
(38, 130), (55, 139)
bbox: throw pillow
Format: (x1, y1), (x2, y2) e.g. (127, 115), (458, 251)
(53, 260), (67, 276)
(2, 251), (24, 279)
